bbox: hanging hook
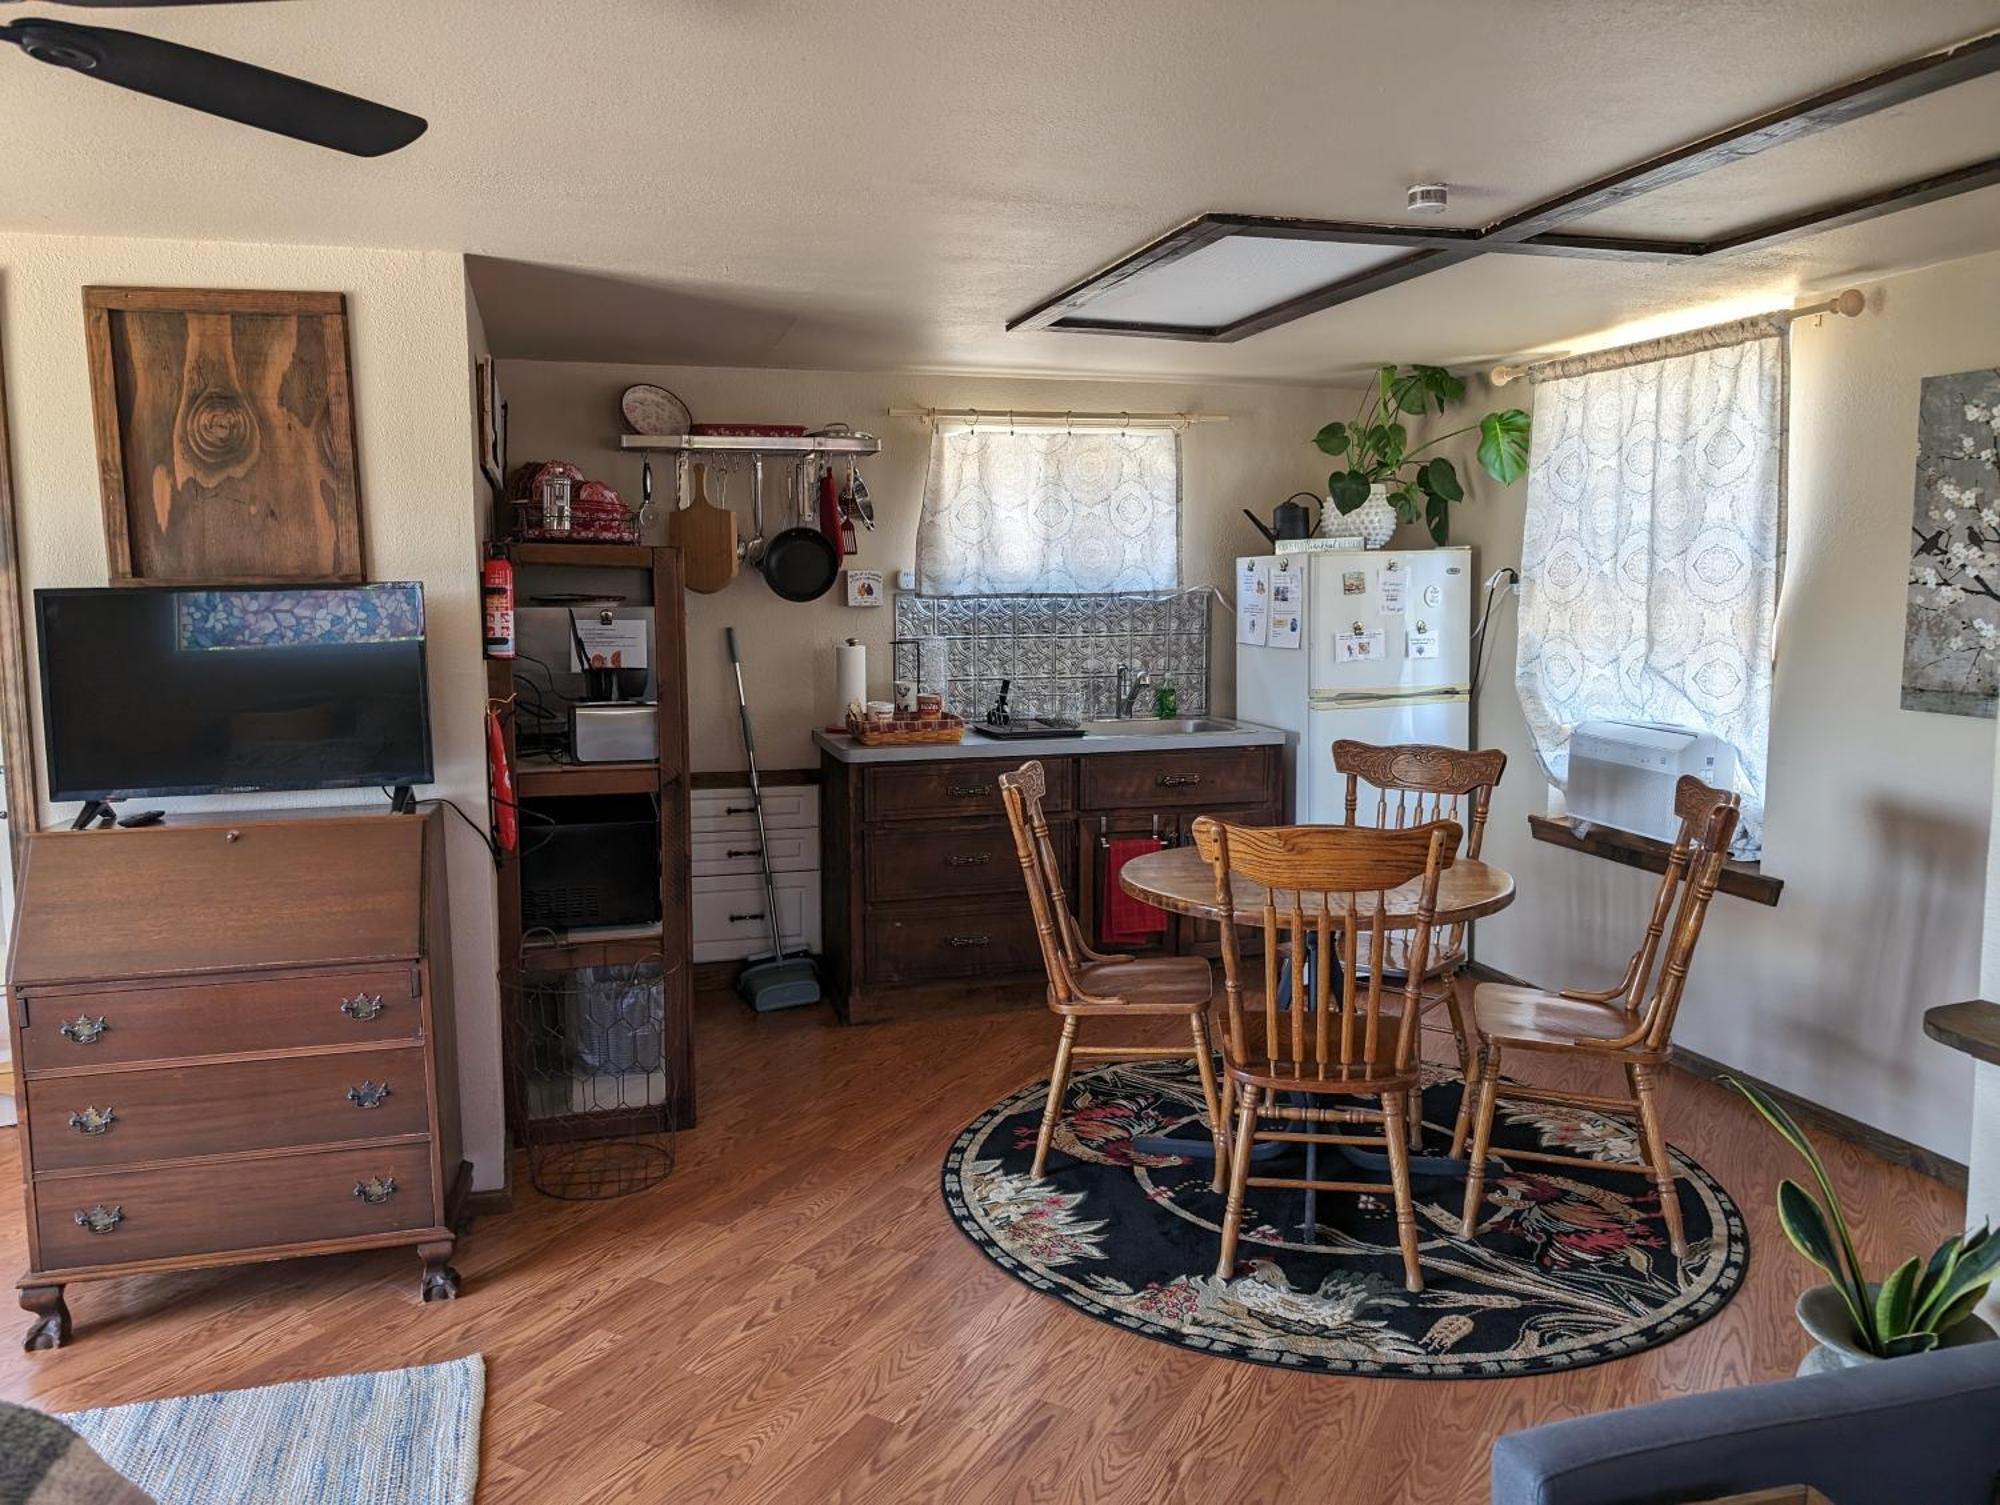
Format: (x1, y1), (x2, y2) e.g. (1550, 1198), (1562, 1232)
(1065, 409), (1074, 438)
(1008, 409), (1015, 436)
(1119, 411), (1130, 436)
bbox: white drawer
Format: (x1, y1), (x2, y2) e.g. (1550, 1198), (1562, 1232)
(691, 872), (823, 963)
(691, 825), (820, 878)
(692, 786), (819, 835)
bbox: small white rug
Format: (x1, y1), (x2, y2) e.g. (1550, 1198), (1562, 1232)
(58, 1355), (483, 1505)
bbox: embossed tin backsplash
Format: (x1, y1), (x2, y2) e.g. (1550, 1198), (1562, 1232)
(892, 592), (1210, 720)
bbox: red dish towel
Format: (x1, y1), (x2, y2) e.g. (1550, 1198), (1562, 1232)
(1102, 837), (1167, 943)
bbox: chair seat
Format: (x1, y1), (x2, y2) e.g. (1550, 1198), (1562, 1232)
(1471, 982), (1638, 1050)
(1061, 954), (1213, 1015)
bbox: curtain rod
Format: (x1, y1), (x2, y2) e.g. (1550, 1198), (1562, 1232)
(1488, 287), (1866, 387)
(887, 406), (1230, 429)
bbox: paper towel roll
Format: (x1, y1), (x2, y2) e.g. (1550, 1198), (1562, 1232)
(835, 639), (868, 716)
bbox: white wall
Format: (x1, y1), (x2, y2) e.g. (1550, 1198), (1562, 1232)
(497, 361), (1352, 771)
(0, 233), (504, 1191)
(1457, 248), (2000, 1162)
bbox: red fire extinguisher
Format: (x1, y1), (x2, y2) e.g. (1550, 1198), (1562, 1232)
(486, 704), (518, 855)
(482, 552), (515, 659)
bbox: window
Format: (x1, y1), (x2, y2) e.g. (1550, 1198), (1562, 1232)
(914, 424), (1181, 596)
(1515, 317), (1786, 853)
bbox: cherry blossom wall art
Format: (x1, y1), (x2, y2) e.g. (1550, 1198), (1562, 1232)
(1904, 366), (2000, 718)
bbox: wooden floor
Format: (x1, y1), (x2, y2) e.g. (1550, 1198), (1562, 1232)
(0, 987), (1966, 1505)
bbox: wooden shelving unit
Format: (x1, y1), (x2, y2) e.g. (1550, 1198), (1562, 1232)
(491, 543), (695, 1132)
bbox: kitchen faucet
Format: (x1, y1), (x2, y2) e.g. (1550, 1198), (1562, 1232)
(1116, 664), (1152, 718)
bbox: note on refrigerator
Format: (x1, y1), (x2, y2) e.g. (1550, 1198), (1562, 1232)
(1336, 629), (1386, 663)
(1408, 620), (1438, 659)
(1379, 575), (1406, 614)
(1267, 558), (1303, 648)
(1236, 557), (1271, 645)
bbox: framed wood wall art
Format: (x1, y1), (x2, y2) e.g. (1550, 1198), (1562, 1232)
(83, 287), (366, 584)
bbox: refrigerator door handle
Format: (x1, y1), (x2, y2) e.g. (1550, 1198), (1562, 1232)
(1311, 685), (1470, 708)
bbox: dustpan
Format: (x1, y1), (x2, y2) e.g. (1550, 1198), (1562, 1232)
(725, 626), (822, 1011)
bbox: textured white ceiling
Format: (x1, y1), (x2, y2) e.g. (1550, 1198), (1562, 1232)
(3, 0), (1997, 380)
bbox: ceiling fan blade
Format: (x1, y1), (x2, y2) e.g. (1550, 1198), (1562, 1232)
(5, 19), (426, 156)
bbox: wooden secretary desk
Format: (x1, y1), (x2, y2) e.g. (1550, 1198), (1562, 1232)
(7, 806), (468, 1349)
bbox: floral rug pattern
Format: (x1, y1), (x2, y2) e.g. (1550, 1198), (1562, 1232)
(942, 1059), (1746, 1378)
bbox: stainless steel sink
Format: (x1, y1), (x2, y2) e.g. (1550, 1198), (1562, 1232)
(1081, 717), (1245, 737)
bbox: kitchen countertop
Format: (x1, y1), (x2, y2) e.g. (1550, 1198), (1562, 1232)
(812, 719), (1288, 764)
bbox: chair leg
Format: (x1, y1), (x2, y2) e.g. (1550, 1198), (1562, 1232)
(1211, 1073), (1235, 1194)
(1443, 980), (1477, 1156)
(1630, 1063), (1687, 1258)
(1031, 1017), (1080, 1181)
(1189, 1014), (1224, 1165)
(1382, 1089), (1423, 1294)
(1459, 1045), (1503, 1237)
(1215, 1083), (1260, 1279)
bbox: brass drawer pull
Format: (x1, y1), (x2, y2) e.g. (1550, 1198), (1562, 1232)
(949, 933), (991, 947)
(353, 1176), (398, 1205)
(944, 852), (992, 868)
(60, 1016), (108, 1045)
(1157, 773), (1203, 788)
(67, 1106), (116, 1136)
(340, 992), (386, 1021)
(74, 1204), (123, 1235)
(346, 1081), (391, 1109)
(947, 783), (995, 799)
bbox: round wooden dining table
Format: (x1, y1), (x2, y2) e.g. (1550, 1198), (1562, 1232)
(1115, 842), (1516, 1213)
(1116, 844), (1515, 930)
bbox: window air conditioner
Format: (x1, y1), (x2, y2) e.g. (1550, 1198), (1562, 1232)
(1566, 720), (1737, 844)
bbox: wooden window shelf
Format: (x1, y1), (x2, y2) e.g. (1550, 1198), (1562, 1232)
(1527, 813), (1783, 906)
(1923, 999), (2000, 1067)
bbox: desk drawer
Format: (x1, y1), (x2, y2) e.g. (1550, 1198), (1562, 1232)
(1080, 747), (1273, 811)
(28, 1046), (430, 1172)
(15, 968), (419, 1074)
(691, 825), (820, 879)
(35, 1140), (436, 1272)
(866, 821), (1071, 903)
(864, 759), (1071, 824)
(692, 786), (818, 833)
(865, 901), (1043, 983)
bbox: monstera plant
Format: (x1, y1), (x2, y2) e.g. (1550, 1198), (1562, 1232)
(1314, 364), (1531, 543)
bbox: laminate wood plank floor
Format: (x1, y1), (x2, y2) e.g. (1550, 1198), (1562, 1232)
(0, 986), (1966, 1505)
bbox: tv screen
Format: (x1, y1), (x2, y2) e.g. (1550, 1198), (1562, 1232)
(37, 582), (434, 801)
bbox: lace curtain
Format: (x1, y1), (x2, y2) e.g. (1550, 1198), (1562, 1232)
(1515, 318), (1787, 852)
(914, 425), (1181, 596)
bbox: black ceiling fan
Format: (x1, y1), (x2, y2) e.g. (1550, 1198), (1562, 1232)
(0, 0), (426, 157)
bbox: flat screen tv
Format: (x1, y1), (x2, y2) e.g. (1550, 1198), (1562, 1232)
(37, 582), (434, 801)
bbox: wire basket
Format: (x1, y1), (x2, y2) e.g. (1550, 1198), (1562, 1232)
(507, 950), (679, 1199)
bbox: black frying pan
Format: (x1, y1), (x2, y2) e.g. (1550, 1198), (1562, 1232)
(761, 460), (839, 601)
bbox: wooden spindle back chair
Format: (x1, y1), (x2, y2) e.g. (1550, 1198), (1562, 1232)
(999, 762), (1223, 1180)
(1332, 739), (1506, 1146)
(1193, 815), (1459, 1292)
(1457, 776), (1741, 1257)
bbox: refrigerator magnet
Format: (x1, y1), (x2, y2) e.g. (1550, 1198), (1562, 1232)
(1341, 570), (1367, 595)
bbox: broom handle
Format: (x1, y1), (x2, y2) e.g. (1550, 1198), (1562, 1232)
(725, 627), (787, 961)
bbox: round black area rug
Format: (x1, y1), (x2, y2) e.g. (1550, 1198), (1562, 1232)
(943, 1059), (1747, 1378)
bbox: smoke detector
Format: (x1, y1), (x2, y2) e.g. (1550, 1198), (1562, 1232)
(1406, 183), (1449, 215)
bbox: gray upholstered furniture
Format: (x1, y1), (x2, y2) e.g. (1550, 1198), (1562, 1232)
(1491, 1340), (2000, 1505)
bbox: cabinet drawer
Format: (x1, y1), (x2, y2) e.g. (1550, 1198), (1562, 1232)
(692, 786), (818, 833)
(28, 1045), (431, 1172)
(1080, 747), (1273, 811)
(864, 759), (1071, 824)
(691, 873), (822, 963)
(691, 825), (820, 879)
(15, 968), (421, 1074)
(866, 821), (1071, 903)
(865, 901), (1043, 984)
(34, 1140), (436, 1272)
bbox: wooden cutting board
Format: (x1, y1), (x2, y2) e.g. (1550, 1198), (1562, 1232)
(670, 462), (739, 594)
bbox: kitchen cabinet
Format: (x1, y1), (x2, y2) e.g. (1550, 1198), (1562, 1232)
(817, 737), (1282, 1023)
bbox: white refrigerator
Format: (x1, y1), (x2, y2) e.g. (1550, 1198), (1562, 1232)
(1235, 547), (1473, 823)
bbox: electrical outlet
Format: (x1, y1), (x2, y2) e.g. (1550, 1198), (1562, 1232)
(896, 568), (917, 591)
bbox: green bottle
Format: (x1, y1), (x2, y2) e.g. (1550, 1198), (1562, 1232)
(1154, 682), (1178, 719)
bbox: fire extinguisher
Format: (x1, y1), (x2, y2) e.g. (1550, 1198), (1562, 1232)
(486, 703), (518, 855)
(482, 552), (515, 659)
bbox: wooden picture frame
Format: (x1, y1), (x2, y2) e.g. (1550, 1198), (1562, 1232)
(83, 287), (365, 584)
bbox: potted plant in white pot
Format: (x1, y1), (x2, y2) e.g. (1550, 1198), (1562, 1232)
(1729, 1076), (1998, 1374)
(1313, 364), (1530, 546)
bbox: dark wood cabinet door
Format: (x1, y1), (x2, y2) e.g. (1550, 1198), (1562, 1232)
(864, 758), (1072, 824)
(865, 903), (1044, 984)
(866, 819), (1072, 904)
(1079, 747), (1274, 813)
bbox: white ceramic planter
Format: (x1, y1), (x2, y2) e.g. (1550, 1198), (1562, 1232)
(1795, 1282), (1997, 1376)
(1317, 483), (1397, 549)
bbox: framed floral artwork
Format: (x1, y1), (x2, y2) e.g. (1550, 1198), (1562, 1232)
(1904, 366), (2000, 717)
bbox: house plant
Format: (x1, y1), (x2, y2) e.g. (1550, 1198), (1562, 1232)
(1728, 1076), (1999, 1373)
(1313, 364), (1530, 545)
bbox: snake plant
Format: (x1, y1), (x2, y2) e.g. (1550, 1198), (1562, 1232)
(1727, 1076), (1999, 1357)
